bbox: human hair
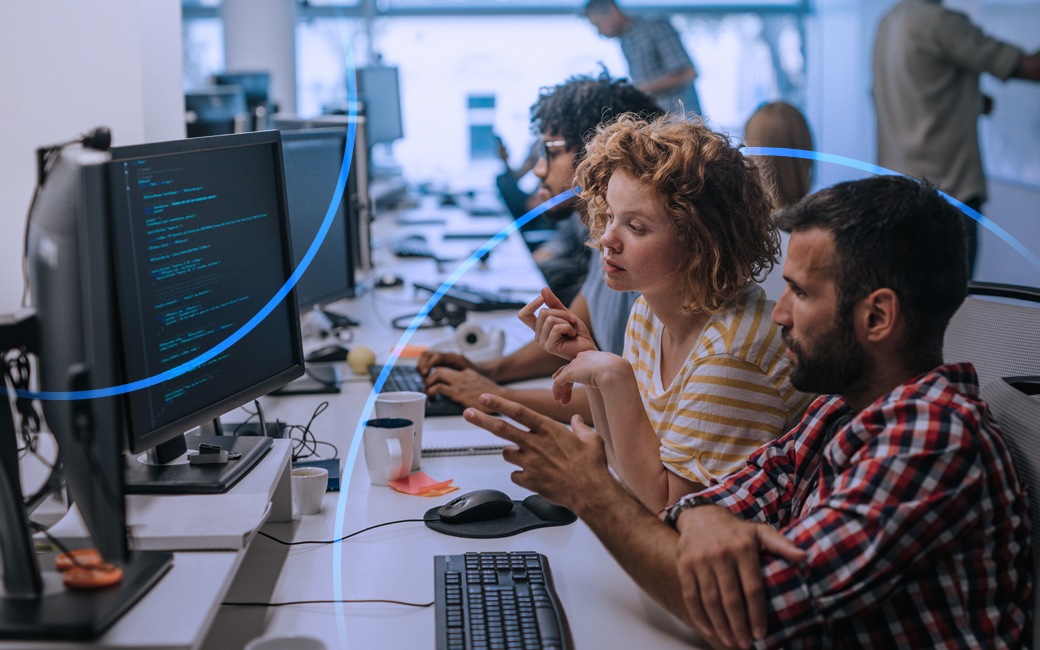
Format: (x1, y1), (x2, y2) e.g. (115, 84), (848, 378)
(584, 0), (618, 16)
(776, 175), (969, 370)
(576, 112), (779, 314)
(530, 72), (662, 158)
(743, 101), (814, 209)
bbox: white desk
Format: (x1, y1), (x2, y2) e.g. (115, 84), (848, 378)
(198, 211), (704, 649)
(11, 210), (703, 650)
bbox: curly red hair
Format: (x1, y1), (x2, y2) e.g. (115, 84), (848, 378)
(575, 113), (779, 314)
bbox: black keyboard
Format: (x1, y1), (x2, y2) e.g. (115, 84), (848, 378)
(369, 364), (465, 417)
(413, 282), (528, 312)
(390, 234), (439, 259)
(435, 552), (571, 650)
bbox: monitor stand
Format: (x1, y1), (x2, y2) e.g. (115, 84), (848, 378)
(0, 384), (172, 640)
(123, 430), (272, 495)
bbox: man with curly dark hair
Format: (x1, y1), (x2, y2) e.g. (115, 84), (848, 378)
(419, 73), (661, 424)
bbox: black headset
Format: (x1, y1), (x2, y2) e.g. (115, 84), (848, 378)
(391, 301), (469, 330)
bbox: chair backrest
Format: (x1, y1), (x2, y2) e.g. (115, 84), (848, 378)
(943, 282), (1040, 388)
(981, 376), (1040, 644)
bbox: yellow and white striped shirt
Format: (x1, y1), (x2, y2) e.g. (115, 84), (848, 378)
(624, 283), (813, 485)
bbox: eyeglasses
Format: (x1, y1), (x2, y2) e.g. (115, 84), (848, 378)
(538, 139), (568, 162)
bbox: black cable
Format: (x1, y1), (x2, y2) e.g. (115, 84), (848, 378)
(223, 598), (433, 608)
(286, 401), (338, 462)
(29, 521), (87, 569)
(257, 518), (427, 546)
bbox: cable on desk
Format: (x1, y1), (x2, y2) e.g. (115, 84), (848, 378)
(285, 401), (339, 462)
(30, 521), (88, 570)
(257, 518), (428, 546)
(222, 598), (434, 608)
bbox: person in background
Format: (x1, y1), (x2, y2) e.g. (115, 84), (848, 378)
(742, 101), (814, 301)
(519, 113), (811, 513)
(873, 0), (1040, 276)
(420, 73), (662, 423)
(493, 136), (548, 234)
(465, 174), (1030, 650)
(584, 0), (701, 115)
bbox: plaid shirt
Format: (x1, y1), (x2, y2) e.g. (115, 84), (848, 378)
(688, 363), (1031, 648)
(619, 17), (700, 114)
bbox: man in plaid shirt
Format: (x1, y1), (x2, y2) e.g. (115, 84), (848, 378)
(465, 174), (1031, 649)
(585, 0), (701, 115)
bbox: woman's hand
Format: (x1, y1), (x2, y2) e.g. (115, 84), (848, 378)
(551, 351), (629, 405)
(517, 288), (598, 361)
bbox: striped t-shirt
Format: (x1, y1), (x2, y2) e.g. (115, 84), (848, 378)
(624, 283), (813, 485)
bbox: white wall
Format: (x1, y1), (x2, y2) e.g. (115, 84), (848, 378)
(0, 0), (183, 313)
(223, 0), (297, 115)
(806, 0), (1040, 286)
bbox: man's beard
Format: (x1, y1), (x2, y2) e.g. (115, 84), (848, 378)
(542, 200), (576, 223)
(782, 311), (872, 397)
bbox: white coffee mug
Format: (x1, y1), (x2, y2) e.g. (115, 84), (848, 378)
(374, 391), (426, 472)
(363, 418), (414, 486)
(291, 467), (328, 516)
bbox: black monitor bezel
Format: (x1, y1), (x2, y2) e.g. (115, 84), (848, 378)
(279, 126), (358, 310)
(106, 130), (305, 455)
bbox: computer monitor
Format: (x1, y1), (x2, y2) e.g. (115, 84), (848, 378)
(214, 71), (270, 108)
(356, 66), (404, 146)
(28, 131), (304, 499)
(280, 127), (357, 310)
(184, 86), (248, 137)
(278, 115), (373, 273)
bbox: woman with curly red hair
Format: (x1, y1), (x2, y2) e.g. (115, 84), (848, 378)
(521, 113), (813, 512)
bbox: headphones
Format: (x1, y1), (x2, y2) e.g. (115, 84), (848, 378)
(392, 301), (469, 330)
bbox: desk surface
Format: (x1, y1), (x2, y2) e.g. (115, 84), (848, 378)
(15, 209), (704, 650)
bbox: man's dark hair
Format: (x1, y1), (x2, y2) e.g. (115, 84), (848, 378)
(584, 0), (618, 16)
(530, 71), (662, 158)
(776, 175), (969, 371)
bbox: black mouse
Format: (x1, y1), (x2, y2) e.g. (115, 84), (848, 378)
(375, 274), (404, 289)
(521, 495), (576, 523)
(305, 344), (349, 363)
(438, 489), (514, 524)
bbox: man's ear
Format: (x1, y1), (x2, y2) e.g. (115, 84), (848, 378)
(854, 288), (900, 344)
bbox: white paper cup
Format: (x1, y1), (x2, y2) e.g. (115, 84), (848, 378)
(375, 391), (426, 472)
(363, 418), (414, 486)
(291, 467), (328, 516)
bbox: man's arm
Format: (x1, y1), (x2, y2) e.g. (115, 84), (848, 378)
(1012, 51), (1040, 81)
(464, 394), (804, 650)
(637, 67), (697, 96)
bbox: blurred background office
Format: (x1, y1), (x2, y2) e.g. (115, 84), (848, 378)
(2, 0), (1039, 316)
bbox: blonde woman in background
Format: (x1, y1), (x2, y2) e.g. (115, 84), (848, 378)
(744, 101), (814, 302)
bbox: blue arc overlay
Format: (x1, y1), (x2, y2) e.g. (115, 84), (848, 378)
(741, 147), (1040, 274)
(5, 101), (358, 402)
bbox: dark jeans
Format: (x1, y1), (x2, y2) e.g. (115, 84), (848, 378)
(962, 196), (984, 278)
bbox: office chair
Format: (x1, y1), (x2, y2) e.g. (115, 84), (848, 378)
(980, 376), (1040, 646)
(943, 281), (1040, 389)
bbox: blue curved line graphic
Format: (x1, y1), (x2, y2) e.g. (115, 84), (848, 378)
(331, 188), (577, 646)
(741, 147), (1040, 274)
(4, 86), (357, 402)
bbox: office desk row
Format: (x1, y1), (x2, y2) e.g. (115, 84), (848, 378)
(17, 208), (704, 650)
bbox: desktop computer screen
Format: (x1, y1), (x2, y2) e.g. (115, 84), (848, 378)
(9, 130), (304, 639)
(184, 86), (248, 137)
(356, 66), (404, 145)
(280, 127), (357, 310)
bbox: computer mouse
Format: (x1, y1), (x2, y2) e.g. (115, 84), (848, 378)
(521, 495), (576, 523)
(305, 344), (349, 363)
(375, 274), (404, 289)
(437, 489), (514, 524)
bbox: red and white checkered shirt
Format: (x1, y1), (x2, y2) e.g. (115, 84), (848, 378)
(689, 363), (1031, 648)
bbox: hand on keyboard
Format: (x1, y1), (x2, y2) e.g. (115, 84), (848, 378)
(425, 366), (501, 414)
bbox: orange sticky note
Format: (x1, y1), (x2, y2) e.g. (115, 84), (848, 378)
(388, 472), (459, 497)
(394, 345), (428, 359)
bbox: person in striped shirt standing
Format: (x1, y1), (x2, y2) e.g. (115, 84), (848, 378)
(520, 112), (813, 513)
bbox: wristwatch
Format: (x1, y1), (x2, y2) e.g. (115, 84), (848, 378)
(662, 494), (717, 529)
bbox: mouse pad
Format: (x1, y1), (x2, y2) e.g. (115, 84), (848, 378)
(423, 495), (577, 539)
